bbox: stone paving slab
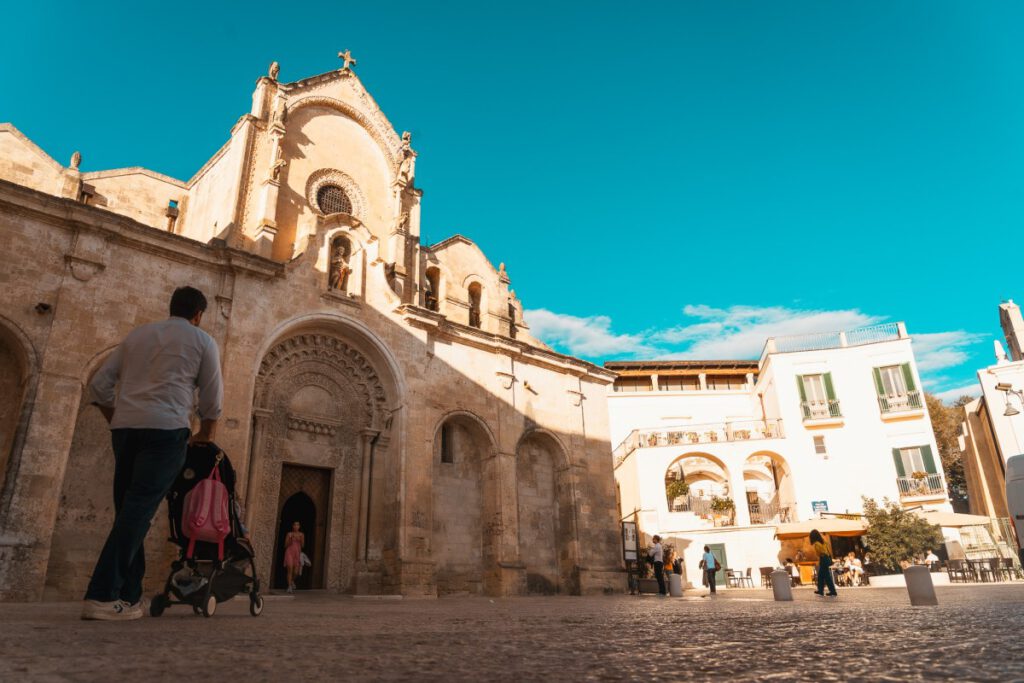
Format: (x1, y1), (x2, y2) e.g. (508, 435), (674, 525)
(1, 585), (1023, 682)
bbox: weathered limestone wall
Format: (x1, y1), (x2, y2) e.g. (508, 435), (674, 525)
(180, 135), (246, 244)
(83, 170), (186, 230)
(0, 126), (75, 198)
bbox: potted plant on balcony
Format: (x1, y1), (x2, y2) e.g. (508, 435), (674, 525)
(910, 471), (928, 494)
(665, 480), (690, 509)
(710, 496), (735, 525)
(647, 433), (659, 447)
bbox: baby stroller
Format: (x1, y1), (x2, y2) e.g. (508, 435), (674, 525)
(149, 442), (264, 618)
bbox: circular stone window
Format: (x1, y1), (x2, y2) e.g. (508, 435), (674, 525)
(316, 184), (353, 215)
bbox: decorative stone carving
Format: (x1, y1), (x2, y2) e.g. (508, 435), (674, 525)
(287, 415), (339, 436)
(69, 151), (81, 170)
(64, 254), (105, 282)
(397, 132), (415, 186)
(268, 61), (280, 81)
(255, 333), (389, 429)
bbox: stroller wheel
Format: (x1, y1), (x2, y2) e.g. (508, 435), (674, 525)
(249, 594), (264, 617)
(150, 594), (169, 618)
(201, 594), (217, 618)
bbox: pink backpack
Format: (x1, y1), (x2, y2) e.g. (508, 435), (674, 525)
(182, 463), (231, 560)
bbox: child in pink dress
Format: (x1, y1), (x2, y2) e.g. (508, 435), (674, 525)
(283, 522), (304, 593)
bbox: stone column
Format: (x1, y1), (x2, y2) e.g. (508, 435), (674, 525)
(355, 429), (379, 562)
(488, 450), (525, 596)
(243, 409), (272, 530)
(729, 464), (751, 528)
(0, 371), (83, 601)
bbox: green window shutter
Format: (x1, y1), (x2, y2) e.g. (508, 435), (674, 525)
(900, 363), (916, 392)
(921, 445), (936, 474)
(892, 449), (906, 477)
(823, 372), (836, 401)
(796, 376), (807, 401)
(872, 368), (884, 396)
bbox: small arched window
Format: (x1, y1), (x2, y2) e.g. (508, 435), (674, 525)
(316, 184), (353, 215)
(468, 282), (482, 329)
(424, 267), (441, 312)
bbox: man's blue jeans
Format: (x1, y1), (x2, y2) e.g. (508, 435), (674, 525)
(84, 428), (190, 603)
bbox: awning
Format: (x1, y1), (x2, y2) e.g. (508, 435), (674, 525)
(774, 519), (868, 540)
(913, 510), (991, 528)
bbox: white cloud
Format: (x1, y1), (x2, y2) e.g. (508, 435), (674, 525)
(524, 309), (655, 357)
(911, 331), (987, 372)
(526, 304), (986, 395)
(933, 383), (982, 404)
(654, 305), (882, 359)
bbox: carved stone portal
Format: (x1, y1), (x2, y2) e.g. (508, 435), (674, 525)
(249, 333), (394, 593)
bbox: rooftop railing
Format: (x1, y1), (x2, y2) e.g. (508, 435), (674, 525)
(613, 419), (784, 466)
(764, 322), (907, 357)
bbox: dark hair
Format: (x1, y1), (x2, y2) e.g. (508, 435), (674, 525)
(785, 558), (794, 563)
(652, 535), (661, 542)
(169, 286), (208, 319)
(809, 529), (824, 545)
(703, 545), (710, 552)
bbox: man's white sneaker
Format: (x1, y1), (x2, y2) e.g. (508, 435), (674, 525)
(81, 599), (143, 621)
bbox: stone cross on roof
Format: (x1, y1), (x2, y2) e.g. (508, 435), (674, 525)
(338, 50), (357, 70)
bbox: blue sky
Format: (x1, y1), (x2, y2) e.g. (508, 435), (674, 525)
(3, 1), (1021, 401)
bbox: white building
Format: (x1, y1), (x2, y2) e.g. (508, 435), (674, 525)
(608, 322), (951, 586)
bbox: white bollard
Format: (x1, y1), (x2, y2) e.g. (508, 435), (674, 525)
(771, 570), (793, 601)
(904, 565), (938, 606)
(669, 573), (683, 597)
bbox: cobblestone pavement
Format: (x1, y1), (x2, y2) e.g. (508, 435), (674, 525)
(2, 584), (1023, 682)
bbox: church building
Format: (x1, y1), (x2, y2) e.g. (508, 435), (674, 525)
(0, 55), (624, 600)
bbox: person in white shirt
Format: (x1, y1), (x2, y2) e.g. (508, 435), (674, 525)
(924, 549), (940, 570)
(81, 286), (223, 621)
(649, 535), (666, 596)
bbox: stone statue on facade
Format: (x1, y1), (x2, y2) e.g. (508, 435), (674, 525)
(397, 132), (414, 185)
(268, 61), (280, 81)
(271, 158), (287, 181)
(329, 236), (352, 292)
(396, 211), (410, 235)
(70, 151), (81, 170)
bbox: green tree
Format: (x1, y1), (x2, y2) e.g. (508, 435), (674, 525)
(925, 392), (973, 511)
(862, 497), (944, 574)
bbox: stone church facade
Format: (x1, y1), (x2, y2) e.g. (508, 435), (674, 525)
(0, 58), (624, 600)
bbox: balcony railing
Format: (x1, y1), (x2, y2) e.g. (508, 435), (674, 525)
(768, 322), (905, 355)
(801, 399), (842, 420)
(748, 501), (795, 525)
(671, 495), (735, 527)
(613, 419), (785, 465)
(878, 390), (923, 414)
(897, 474), (945, 498)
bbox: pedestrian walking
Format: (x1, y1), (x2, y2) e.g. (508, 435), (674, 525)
(810, 529), (837, 597)
(81, 286), (223, 621)
(283, 521), (306, 593)
(649, 535), (666, 596)
(700, 545), (721, 594)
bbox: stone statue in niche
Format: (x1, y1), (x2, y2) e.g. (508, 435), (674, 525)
(268, 61), (280, 80)
(329, 236), (352, 292)
(271, 158), (287, 181)
(396, 211), (410, 235)
(70, 151), (81, 170)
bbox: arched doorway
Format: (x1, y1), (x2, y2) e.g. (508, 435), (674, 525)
(271, 464), (331, 590)
(516, 431), (578, 595)
(431, 413), (497, 596)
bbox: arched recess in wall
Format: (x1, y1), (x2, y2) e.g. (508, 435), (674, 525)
(663, 452), (732, 519)
(0, 316), (36, 510)
(43, 349), (176, 600)
(744, 451), (796, 525)
(431, 410), (499, 596)
(246, 314), (403, 593)
(515, 429), (579, 595)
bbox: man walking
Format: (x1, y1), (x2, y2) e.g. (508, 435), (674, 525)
(650, 535), (666, 597)
(81, 286), (223, 620)
(702, 545), (719, 594)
